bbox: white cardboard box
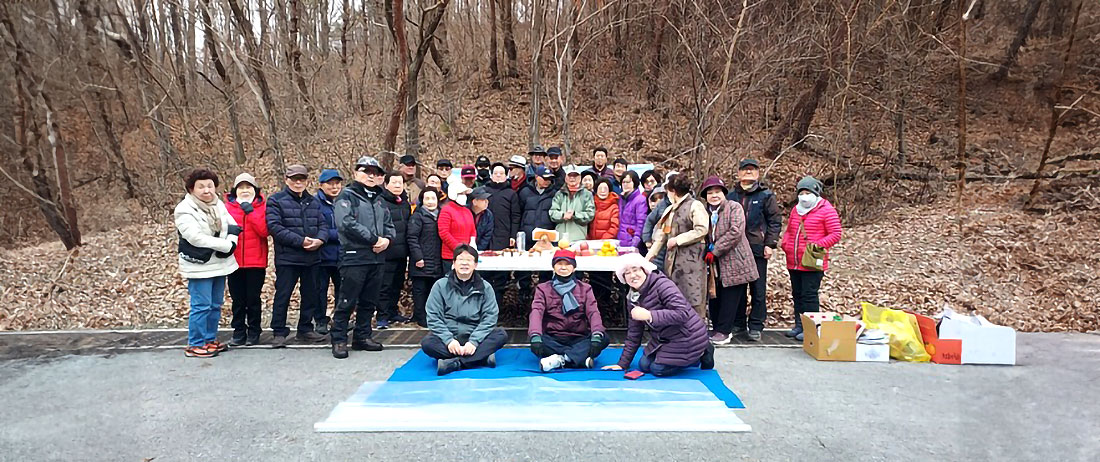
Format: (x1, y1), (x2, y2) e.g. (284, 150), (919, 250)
(937, 309), (1016, 365)
(855, 343), (889, 362)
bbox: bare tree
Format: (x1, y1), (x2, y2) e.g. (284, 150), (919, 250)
(381, 0), (410, 168)
(404, 0), (452, 157)
(225, 0), (285, 171)
(287, 0), (318, 126)
(198, 0), (246, 164)
(528, 0), (546, 149)
(992, 0), (1043, 81)
(488, 0), (501, 89)
(499, 0), (517, 78)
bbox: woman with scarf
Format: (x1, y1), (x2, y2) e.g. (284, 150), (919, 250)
(407, 187), (444, 327)
(175, 168), (240, 358)
(528, 250), (609, 372)
(645, 174), (710, 319)
(420, 244), (508, 375)
(699, 176), (759, 344)
(780, 176), (843, 341)
(223, 173), (270, 346)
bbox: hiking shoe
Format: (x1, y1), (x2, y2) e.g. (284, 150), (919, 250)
(206, 341), (229, 353)
(376, 319), (390, 330)
(747, 330), (762, 342)
(351, 337), (384, 351)
(795, 332), (804, 342)
(785, 326), (803, 338)
(700, 343), (715, 370)
(332, 343), (349, 359)
(709, 332), (731, 345)
(484, 353), (496, 369)
(246, 333), (261, 346)
(540, 354), (566, 372)
(184, 346), (217, 358)
(731, 326), (748, 335)
(296, 331), (327, 343)
(315, 322), (329, 336)
(391, 315), (412, 324)
(437, 358), (462, 376)
(272, 335), (288, 348)
(229, 334), (247, 347)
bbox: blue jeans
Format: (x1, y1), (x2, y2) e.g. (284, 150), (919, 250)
(187, 276), (226, 347)
(639, 354), (697, 377)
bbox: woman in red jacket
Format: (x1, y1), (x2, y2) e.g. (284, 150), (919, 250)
(588, 179), (620, 240)
(438, 182), (477, 273)
(223, 173), (270, 346)
(780, 176), (842, 341)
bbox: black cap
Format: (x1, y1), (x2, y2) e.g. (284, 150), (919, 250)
(739, 159), (760, 169)
(469, 187), (492, 200)
(437, 158), (453, 168)
(399, 154), (418, 166)
(475, 155), (491, 167)
(547, 146), (563, 157)
(529, 145), (547, 156)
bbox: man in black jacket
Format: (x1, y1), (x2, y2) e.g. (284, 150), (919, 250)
(726, 159), (782, 342)
(516, 166), (560, 305)
(330, 156), (396, 359)
(266, 164), (329, 347)
(377, 172), (413, 329)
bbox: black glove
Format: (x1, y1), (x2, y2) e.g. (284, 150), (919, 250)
(215, 242), (237, 259)
(227, 224), (242, 236)
(240, 202), (254, 214)
(529, 334), (543, 357)
(589, 332), (605, 358)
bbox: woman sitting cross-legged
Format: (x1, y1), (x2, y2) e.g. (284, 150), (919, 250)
(528, 249), (610, 372)
(420, 244), (509, 376)
(603, 253), (715, 376)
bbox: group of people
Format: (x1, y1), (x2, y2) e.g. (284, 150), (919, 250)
(174, 146), (842, 377)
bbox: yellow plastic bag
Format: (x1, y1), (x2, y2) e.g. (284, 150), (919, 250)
(861, 302), (930, 362)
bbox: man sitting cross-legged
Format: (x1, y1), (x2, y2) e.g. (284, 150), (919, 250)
(528, 249), (610, 372)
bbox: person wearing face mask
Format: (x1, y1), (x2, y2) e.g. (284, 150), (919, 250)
(407, 188), (444, 327)
(267, 164), (330, 348)
(439, 182), (477, 274)
(780, 176), (843, 341)
(176, 169), (241, 358)
(330, 156), (395, 358)
(376, 172), (413, 330)
(435, 159), (454, 193)
(602, 254), (714, 376)
(425, 174), (447, 202)
(224, 173), (270, 346)
(528, 250), (609, 372)
(421, 245), (508, 376)
(699, 176), (758, 345)
(726, 159), (782, 342)
(507, 155), (528, 191)
(645, 174), (710, 320)
(313, 169), (344, 337)
(475, 155), (493, 187)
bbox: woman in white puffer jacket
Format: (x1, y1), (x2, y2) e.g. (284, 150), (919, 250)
(174, 168), (240, 358)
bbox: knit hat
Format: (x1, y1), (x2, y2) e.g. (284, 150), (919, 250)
(552, 249), (577, 267)
(698, 175), (728, 196)
(796, 176), (824, 196)
(615, 253), (658, 284)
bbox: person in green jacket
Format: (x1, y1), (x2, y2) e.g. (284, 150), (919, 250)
(420, 244), (508, 376)
(549, 166), (595, 243)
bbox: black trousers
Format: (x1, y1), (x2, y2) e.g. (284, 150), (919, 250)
(709, 283), (748, 335)
(330, 264), (384, 345)
(790, 269), (825, 327)
(410, 276), (437, 327)
(227, 268), (265, 338)
(734, 256), (769, 331)
(271, 264), (321, 337)
(536, 334), (610, 367)
(420, 328), (508, 366)
(586, 271), (621, 316)
(315, 265), (340, 326)
(516, 271), (551, 301)
(482, 271), (510, 310)
(378, 258), (408, 322)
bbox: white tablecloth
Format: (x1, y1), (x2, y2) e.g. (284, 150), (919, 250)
(477, 255), (628, 272)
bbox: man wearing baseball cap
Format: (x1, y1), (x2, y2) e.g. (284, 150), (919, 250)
(515, 166), (559, 306)
(267, 164), (330, 347)
(507, 155), (528, 191)
(474, 155), (492, 187)
(459, 164), (478, 190)
(528, 249), (609, 372)
(549, 165), (594, 243)
(313, 168), (344, 336)
(725, 158), (781, 342)
(545, 146), (566, 189)
(525, 145), (547, 180)
(398, 154), (426, 205)
(329, 155), (396, 358)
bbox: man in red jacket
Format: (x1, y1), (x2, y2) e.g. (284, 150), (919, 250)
(528, 250), (609, 372)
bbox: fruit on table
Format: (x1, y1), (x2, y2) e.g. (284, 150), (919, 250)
(559, 239), (570, 249)
(579, 242), (590, 251)
(597, 240), (619, 256)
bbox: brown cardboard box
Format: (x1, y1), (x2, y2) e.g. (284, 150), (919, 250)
(801, 313), (884, 361)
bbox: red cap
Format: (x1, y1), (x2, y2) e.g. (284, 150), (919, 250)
(552, 249), (577, 266)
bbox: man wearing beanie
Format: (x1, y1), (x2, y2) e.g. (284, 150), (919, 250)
(528, 250), (609, 372)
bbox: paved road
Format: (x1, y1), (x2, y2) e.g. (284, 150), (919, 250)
(1, 333), (1097, 461)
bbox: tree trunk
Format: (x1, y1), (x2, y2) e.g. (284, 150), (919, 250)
(992, 0), (1043, 81)
(168, 1), (188, 100)
(200, 1), (247, 165)
(429, 7), (457, 130)
(341, 0), (353, 109)
(791, 70), (829, 148)
(488, 0), (502, 88)
(500, 0), (518, 78)
(405, 0), (452, 158)
(528, 0), (545, 149)
(287, 0), (318, 126)
(258, 0), (272, 63)
(956, 0), (969, 213)
(646, 0), (671, 108)
(381, 0), (409, 168)
(225, 0), (285, 171)
(320, 0), (330, 59)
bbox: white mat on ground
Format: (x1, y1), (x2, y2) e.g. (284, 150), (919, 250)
(315, 377), (751, 432)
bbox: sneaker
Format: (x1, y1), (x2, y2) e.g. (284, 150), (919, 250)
(709, 332), (731, 345)
(272, 335), (288, 348)
(295, 331), (327, 343)
(795, 332), (804, 342)
(785, 326), (803, 338)
(376, 319), (390, 330)
(700, 343), (715, 370)
(437, 358), (462, 376)
(484, 353), (496, 369)
(184, 346), (217, 358)
(331, 343), (348, 359)
(351, 337), (384, 351)
(229, 334), (247, 347)
(315, 322), (329, 335)
(246, 333), (261, 346)
(747, 330), (762, 342)
(206, 341), (229, 353)
(391, 315), (412, 324)
(731, 326), (748, 335)
(584, 357), (595, 369)
(539, 354), (566, 372)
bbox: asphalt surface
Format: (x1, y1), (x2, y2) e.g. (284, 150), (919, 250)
(1, 332), (1097, 461)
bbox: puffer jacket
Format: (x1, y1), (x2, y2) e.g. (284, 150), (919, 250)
(549, 188), (595, 243)
(727, 182), (782, 256)
(407, 207), (444, 278)
(588, 192), (620, 240)
(617, 272), (709, 369)
(266, 187), (329, 266)
(314, 190), (341, 266)
(485, 180), (521, 250)
(224, 192), (269, 269)
(529, 279), (605, 338)
(707, 199), (758, 288)
(438, 200), (476, 260)
(174, 195), (239, 279)
(781, 198), (842, 272)
(425, 273), (498, 345)
(379, 188), (412, 261)
(518, 183), (558, 247)
(473, 208), (495, 251)
(334, 182), (395, 267)
(617, 188), (648, 247)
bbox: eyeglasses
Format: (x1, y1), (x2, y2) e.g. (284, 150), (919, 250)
(288, 176), (308, 183)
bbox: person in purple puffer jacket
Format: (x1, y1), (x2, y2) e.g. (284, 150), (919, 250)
(603, 254), (715, 376)
(616, 170), (649, 251)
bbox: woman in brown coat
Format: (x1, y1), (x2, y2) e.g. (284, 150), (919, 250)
(700, 176), (759, 344)
(645, 174), (710, 319)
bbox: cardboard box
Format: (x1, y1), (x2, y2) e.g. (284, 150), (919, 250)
(802, 313), (884, 362)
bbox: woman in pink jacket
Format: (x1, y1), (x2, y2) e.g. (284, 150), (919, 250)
(780, 176), (842, 341)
